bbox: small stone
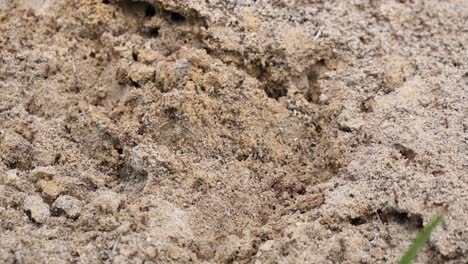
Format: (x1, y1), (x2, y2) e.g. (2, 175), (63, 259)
(360, 96), (375, 113)
(93, 190), (123, 214)
(0, 170), (19, 186)
(258, 240), (275, 252)
(128, 63), (155, 86)
(0, 131), (33, 170)
(37, 179), (64, 199)
(382, 56), (405, 93)
(167, 244), (181, 260)
(52, 195), (82, 219)
(138, 48), (162, 64)
(23, 195), (50, 223)
(241, 11), (261, 32)
(31, 166), (56, 182)
(129, 144), (175, 176)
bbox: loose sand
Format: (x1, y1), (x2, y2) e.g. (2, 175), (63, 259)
(0, 0), (466, 263)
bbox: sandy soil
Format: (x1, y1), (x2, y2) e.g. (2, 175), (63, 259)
(0, 0), (466, 263)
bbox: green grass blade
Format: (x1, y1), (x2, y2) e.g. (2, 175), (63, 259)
(399, 215), (443, 264)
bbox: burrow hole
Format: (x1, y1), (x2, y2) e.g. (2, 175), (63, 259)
(117, 0), (156, 19)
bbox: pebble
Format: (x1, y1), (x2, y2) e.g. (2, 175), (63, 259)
(23, 195), (50, 223)
(31, 166), (56, 182)
(53, 195), (82, 219)
(0, 170), (19, 186)
(37, 179), (64, 199)
(93, 190), (123, 214)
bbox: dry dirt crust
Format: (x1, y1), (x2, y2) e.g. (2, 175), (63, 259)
(0, 0), (467, 263)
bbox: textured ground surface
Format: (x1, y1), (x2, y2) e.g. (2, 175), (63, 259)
(0, 0), (467, 263)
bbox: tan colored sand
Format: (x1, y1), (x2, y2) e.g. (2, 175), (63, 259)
(0, 0), (466, 263)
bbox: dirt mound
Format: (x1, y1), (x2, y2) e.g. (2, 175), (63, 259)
(0, 0), (466, 263)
